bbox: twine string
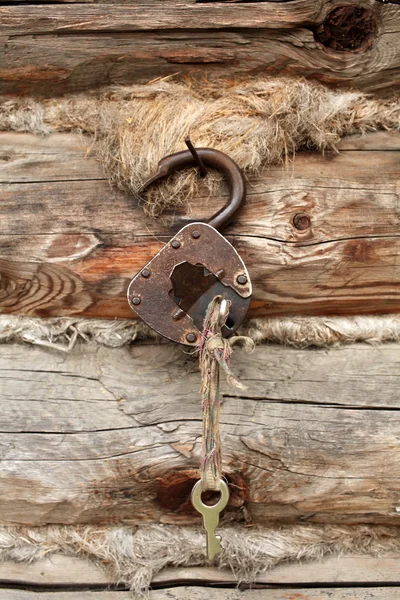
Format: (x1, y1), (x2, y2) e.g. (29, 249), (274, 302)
(198, 296), (255, 492)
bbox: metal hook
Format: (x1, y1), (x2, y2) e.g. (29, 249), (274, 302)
(139, 143), (246, 231)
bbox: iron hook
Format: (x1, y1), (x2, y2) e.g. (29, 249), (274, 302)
(139, 144), (246, 231)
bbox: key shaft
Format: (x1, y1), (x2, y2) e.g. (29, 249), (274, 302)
(191, 479), (229, 560)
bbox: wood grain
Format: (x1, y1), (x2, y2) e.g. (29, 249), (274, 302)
(0, 1), (398, 95)
(2, 341), (400, 526)
(0, 2), (339, 33)
(1, 132), (400, 319)
(2, 588), (400, 600)
(0, 0), (303, 3)
(0, 556), (109, 587)
(3, 552), (400, 587)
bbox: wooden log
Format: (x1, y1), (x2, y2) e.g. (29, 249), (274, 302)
(0, 556), (109, 587)
(1, 588), (400, 600)
(1, 132), (400, 319)
(0, 1), (398, 95)
(1, 341), (400, 526)
(3, 554), (400, 587)
(0, 1), (324, 30)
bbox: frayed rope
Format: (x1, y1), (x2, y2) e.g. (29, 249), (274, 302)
(198, 297), (254, 491)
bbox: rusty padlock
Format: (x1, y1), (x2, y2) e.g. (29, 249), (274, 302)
(127, 145), (252, 346)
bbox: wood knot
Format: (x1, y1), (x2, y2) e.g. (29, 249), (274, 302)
(156, 471), (198, 513)
(314, 7), (376, 52)
(293, 213), (311, 231)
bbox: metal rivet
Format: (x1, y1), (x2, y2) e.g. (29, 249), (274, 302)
(191, 230), (201, 239)
(186, 332), (197, 343)
(171, 240), (181, 249)
(173, 309), (185, 321)
(293, 213), (311, 231)
(141, 268), (151, 278)
(132, 296), (141, 306)
(237, 274), (247, 285)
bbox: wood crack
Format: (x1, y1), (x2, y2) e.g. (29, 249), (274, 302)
(223, 395), (400, 411)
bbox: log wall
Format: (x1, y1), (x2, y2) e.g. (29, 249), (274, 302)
(2, 1), (400, 596)
(0, 0), (399, 96)
(1, 131), (400, 319)
(2, 340), (400, 527)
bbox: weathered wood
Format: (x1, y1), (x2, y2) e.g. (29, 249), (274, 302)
(0, 594), (126, 600)
(0, 1), (398, 95)
(1, 341), (400, 525)
(1, 132), (400, 319)
(155, 558), (400, 585)
(3, 554), (400, 587)
(0, 556), (109, 586)
(0, 0), (306, 3)
(2, 588), (400, 600)
(0, 2), (355, 32)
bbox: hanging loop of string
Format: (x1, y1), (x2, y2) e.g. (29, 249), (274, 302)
(198, 296), (255, 492)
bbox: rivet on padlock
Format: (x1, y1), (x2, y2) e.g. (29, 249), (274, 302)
(127, 142), (252, 345)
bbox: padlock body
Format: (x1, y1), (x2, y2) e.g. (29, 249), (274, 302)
(127, 223), (252, 346)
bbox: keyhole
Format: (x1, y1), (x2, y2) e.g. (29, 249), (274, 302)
(170, 262), (217, 313)
(225, 315), (234, 330)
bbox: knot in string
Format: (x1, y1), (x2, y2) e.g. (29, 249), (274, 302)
(204, 333), (255, 390)
(198, 296), (254, 492)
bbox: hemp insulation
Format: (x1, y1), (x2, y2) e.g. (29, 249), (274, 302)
(1, 77), (400, 218)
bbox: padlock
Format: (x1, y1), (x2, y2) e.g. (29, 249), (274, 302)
(127, 146), (252, 346)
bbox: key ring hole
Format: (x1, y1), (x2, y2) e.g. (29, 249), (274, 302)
(200, 489), (223, 507)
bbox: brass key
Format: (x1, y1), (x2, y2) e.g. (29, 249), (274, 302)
(191, 479), (229, 560)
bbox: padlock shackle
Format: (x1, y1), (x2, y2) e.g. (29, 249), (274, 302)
(140, 147), (246, 231)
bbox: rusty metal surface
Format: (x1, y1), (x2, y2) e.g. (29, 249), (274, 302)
(140, 147), (246, 231)
(127, 223), (252, 346)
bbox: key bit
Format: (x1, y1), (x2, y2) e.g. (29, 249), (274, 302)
(191, 479), (229, 560)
